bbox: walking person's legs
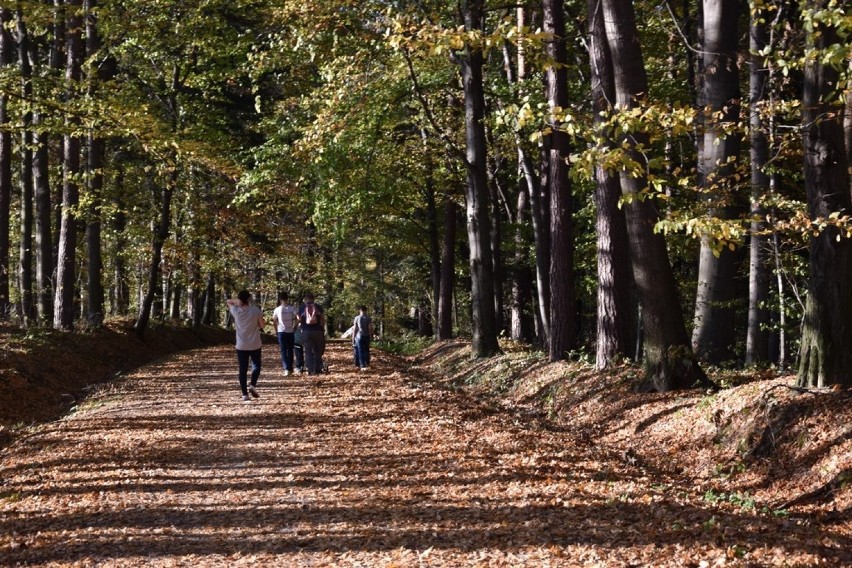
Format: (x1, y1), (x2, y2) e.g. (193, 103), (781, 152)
(295, 343), (305, 372)
(248, 348), (261, 398)
(236, 349), (250, 399)
(355, 336), (370, 369)
(362, 337), (370, 368)
(277, 332), (288, 371)
(318, 334), (327, 373)
(282, 332), (295, 373)
(303, 330), (318, 374)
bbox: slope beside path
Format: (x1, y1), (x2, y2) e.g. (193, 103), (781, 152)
(1, 343), (848, 566)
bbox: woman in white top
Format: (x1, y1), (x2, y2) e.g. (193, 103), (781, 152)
(225, 290), (265, 401)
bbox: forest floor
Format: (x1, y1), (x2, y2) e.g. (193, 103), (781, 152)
(0, 330), (850, 567)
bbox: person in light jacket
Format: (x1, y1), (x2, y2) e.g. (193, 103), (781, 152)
(225, 290), (265, 401)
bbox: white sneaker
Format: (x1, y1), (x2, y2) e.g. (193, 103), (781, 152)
(242, 395), (251, 402)
(283, 370), (290, 377)
(360, 366), (369, 372)
(248, 385), (259, 398)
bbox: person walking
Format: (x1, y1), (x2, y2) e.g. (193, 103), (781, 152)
(297, 292), (326, 375)
(225, 290), (265, 402)
(272, 292), (298, 376)
(352, 305), (373, 371)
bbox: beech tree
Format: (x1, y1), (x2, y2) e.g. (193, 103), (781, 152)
(796, 0), (852, 387)
(544, 0), (577, 362)
(691, 0), (742, 364)
(745, 0), (772, 365)
(53, 0), (83, 330)
(601, 0), (707, 391)
(588, 0), (632, 369)
(0, 8), (12, 319)
(458, 0), (499, 357)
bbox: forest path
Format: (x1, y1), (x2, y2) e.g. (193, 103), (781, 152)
(1, 343), (847, 567)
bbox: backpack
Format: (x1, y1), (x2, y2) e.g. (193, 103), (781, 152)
(304, 303), (320, 325)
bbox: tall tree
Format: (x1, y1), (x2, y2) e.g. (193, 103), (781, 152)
(84, 0), (110, 325)
(588, 0), (632, 369)
(745, 0), (772, 364)
(544, 0), (577, 362)
(691, 0), (742, 364)
(602, 0), (707, 391)
(0, 8), (13, 320)
(458, 0), (499, 357)
(796, 0), (852, 387)
(437, 196), (457, 340)
(17, 2), (36, 325)
(54, 0), (82, 330)
(33, 58), (54, 322)
(503, 6), (546, 343)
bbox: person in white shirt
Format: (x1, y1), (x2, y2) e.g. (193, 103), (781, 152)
(272, 292), (298, 376)
(225, 290), (265, 402)
(352, 305), (373, 371)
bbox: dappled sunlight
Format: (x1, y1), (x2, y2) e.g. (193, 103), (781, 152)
(1, 344), (849, 566)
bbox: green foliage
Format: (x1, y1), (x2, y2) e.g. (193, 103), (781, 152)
(376, 331), (433, 356)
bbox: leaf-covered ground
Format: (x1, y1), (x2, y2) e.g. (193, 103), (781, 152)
(1, 340), (850, 566)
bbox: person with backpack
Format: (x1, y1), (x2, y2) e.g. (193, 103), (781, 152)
(352, 305), (373, 371)
(297, 292), (326, 375)
(225, 290), (265, 402)
(272, 292), (298, 376)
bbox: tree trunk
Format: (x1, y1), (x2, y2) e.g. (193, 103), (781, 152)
(511, 180), (534, 342)
(108, 164), (128, 316)
(0, 9), (12, 320)
(459, 0), (499, 357)
(135, 170), (176, 338)
(504, 7), (548, 343)
(588, 0), (633, 369)
(54, 0), (82, 330)
(602, 0), (707, 391)
(84, 0), (109, 326)
(202, 271), (215, 326)
(437, 197), (457, 340)
(488, 169), (504, 334)
(189, 251), (202, 329)
(423, 131), (441, 338)
(796, 1), (852, 387)
(33, 64), (53, 323)
(50, 0), (65, 273)
(745, 5), (771, 364)
(17, 5), (35, 325)
(691, 0), (742, 364)
(544, 0), (576, 362)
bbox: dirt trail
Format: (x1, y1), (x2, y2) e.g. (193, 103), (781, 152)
(1, 343), (848, 567)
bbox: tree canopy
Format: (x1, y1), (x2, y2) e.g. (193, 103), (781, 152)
(0, 0), (850, 388)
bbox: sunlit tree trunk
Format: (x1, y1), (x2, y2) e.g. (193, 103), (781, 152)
(54, 0), (83, 330)
(544, 0), (577, 362)
(797, 0), (852, 388)
(0, 9), (12, 320)
(85, 0), (109, 326)
(745, 4), (771, 364)
(602, 0), (708, 391)
(17, 5), (36, 325)
(459, 0), (499, 356)
(588, 0), (632, 369)
(691, 0), (741, 364)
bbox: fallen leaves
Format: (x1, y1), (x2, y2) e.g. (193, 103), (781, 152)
(0, 340), (850, 566)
